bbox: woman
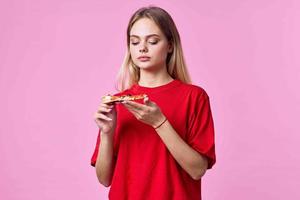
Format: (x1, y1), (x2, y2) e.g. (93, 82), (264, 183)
(91, 6), (216, 200)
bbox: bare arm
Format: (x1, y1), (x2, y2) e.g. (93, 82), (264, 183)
(122, 99), (208, 180)
(93, 102), (117, 187)
(155, 120), (208, 180)
(95, 132), (115, 187)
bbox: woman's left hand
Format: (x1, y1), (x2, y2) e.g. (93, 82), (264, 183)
(121, 97), (166, 128)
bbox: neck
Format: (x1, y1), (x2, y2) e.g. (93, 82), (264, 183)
(138, 65), (174, 88)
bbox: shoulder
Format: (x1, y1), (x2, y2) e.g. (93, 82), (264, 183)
(178, 81), (210, 100)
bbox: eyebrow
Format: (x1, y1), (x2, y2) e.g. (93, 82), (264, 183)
(129, 34), (160, 39)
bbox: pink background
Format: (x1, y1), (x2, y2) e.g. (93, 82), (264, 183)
(1, 0), (299, 199)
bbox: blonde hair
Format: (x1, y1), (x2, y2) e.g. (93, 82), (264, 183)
(116, 6), (192, 91)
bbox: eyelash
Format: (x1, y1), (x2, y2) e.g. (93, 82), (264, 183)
(131, 41), (158, 45)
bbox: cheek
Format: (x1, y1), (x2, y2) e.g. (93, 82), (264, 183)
(152, 46), (168, 59)
(129, 47), (137, 57)
(129, 46), (134, 54)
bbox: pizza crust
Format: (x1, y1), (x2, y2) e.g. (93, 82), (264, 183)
(102, 94), (148, 104)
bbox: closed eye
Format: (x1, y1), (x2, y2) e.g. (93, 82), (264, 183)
(131, 41), (158, 45)
(149, 41), (158, 45)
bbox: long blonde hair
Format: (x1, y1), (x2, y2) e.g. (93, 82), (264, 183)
(116, 6), (192, 91)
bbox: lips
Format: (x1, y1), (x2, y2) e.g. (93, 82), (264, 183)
(138, 56), (150, 61)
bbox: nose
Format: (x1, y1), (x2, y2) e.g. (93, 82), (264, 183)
(139, 41), (148, 53)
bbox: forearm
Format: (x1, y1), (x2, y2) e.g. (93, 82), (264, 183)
(155, 120), (208, 180)
(95, 132), (115, 187)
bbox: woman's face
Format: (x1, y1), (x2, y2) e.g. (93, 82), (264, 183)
(129, 18), (172, 71)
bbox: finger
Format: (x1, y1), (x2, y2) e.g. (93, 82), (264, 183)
(144, 96), (149, 104)
(123, 100), (148, 111)
(123, 102), (143, 113)
(94, 118), (105, 128)
(100, 103), (114, 109)
(123, 104), (142, 119)
(97, 106), (112, 113)
(131, 109), (142, 120)
(94, 113), (112, 121)
(105, 102), (115, 107)
(143, 96), (155, 106)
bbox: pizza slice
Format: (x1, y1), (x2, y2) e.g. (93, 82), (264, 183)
(102, 94), (148, 104)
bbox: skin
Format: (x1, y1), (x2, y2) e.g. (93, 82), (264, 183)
(129, 17), (174, 87)
(93, 17), (208, 187)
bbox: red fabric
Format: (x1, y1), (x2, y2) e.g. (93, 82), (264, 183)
(90, 79), (216, 200)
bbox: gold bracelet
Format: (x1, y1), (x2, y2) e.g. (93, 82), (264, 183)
(154, 117), (168, 129)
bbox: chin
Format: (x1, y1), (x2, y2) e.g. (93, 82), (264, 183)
(139, 65), (161, 71)
(135, 61), (152, 68)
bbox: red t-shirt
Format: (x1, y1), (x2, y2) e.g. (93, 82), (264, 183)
(90, 79), (216, 200)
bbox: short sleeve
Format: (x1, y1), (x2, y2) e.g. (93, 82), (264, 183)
(187, 90), (216, 169)
(90, 129), (101, 167)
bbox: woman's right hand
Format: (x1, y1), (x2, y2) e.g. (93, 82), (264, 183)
(93, 102), (117, 135)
